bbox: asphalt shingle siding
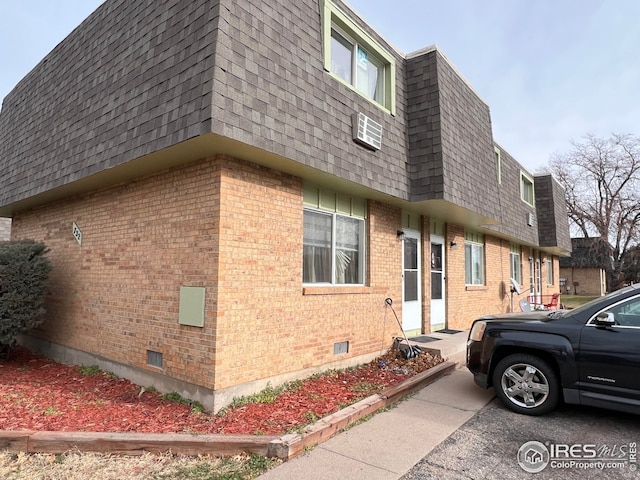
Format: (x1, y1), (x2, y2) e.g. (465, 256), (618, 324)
(406, 50), (444, 200)
(535, 174), (572, 251)
(406, 49), (502, 221)
(0, 0), (570, 253)
(485, 147), (539, 245)
(211, 0), (410, 199)
(0, 0), (220, 207)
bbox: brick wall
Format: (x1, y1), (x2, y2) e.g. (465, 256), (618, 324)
(11, 157), (224, 391)
(560, 267), (605, 296)
(443, 224), (562, 329)
(446, 225), (509, 329)
(11, 154), (404, 408)
(213, 161), (403, 389)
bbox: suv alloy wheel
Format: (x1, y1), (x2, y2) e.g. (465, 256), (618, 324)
(492, 353), (559, 415)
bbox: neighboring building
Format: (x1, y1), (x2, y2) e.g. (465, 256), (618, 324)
(0, 0), (571, 411)
(560, 238), (608, 296)
(0, 218), (10, 241)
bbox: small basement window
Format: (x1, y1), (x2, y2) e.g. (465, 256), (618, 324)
(147, 350), (163, 369)
(334, 341), (349, 355)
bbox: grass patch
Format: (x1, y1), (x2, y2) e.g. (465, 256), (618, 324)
(77, 365), (101, 376)
(155, 454), (279, 480)
(220, 380), (304, 415)
(77, 365), (118, 379)
(560, 294), (599, 309)
(350, 381), (383, 395)
(161, 392), (205, 414)
(44, 405), (63, 416)
(0, 452), (280, 480)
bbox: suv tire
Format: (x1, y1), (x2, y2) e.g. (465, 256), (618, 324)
(492, 353), (559, 415)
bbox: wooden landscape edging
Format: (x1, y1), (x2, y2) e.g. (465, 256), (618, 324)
(0, 360), (456, 460)
(280, 359), (456, 459)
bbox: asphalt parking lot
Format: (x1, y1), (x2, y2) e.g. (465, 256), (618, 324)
(401, 397), (640, 479)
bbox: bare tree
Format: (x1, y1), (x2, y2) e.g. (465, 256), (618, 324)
(549, 133), (640, 290)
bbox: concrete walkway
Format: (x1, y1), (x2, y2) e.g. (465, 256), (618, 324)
(258, 331), (495, 479)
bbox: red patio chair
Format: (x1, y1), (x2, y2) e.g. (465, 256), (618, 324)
(543, 293), (560, 310)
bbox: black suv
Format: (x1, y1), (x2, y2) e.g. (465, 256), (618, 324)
(467, 284), (640, 415)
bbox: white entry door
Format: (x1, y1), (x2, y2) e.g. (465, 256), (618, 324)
(402, 230), (421, 333)
(430, 235), (446, 331)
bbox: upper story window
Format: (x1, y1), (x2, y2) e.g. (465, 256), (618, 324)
(321, 0), (396, 113)
(495, 147), (502, 184)
(464, 231), (485, 286)
(303, 183), (367, 285)
(520, 172), (535, 206)
(331, 27), (385, 105)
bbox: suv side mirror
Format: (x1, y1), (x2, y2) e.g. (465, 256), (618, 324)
(595, 312), (616, 327)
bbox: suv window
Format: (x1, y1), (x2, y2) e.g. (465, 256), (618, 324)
(602, 296), (640, 327)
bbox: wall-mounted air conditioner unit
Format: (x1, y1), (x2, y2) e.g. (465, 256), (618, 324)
(527, 212), (535, 226)
(352, 112), (382, 151)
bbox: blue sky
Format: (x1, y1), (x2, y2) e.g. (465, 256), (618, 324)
(347, 0), (640, 172)
(1, 1), (639, 173)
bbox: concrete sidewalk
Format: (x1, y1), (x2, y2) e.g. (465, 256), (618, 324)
(258, 331), (495, 479)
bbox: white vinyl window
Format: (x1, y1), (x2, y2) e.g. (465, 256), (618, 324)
(546, 258), (554, 285)
(510, 244), (522, 285)
(321, 0), (396, 113)
(465, 231), (485, 286)
(303, 210), (365, 285)
(331, 27), (385, 105)
(520, 172), (535, 206)
(495, 146), (502, 184)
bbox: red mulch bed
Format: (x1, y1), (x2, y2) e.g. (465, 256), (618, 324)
(0, 346), (443, 436)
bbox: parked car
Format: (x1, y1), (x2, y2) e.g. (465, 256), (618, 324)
(467, 284), (640, 415)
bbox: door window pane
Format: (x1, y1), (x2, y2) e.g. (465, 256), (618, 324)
(404, 271), (418, 301)
(431, 243), (442, 271)
(431, 272), (442, 300)
(403, 238), (418, 270)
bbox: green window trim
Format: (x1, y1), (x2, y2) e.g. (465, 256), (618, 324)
(520, 171), (535, 206)
(320, 0), (396, 115)
(303, 182), (367, 218)
(495, 146), (502, 184)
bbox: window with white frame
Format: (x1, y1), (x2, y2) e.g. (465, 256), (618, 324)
(495, 146), (502, 184)
(465, 231), (485, 285)
(321, 0), (396, 112)
(331, 27), (385, 104)
(520, 172), (535, 206)
(546, 258), (554, 285)
(303, 184), (366, 285)
(510, 243), (522, 285)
